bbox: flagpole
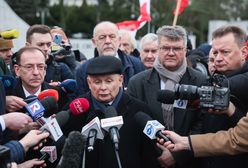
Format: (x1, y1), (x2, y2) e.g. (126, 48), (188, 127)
(172, 0), (181, 27)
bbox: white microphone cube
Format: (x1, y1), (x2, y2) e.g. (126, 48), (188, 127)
(143, 120), (165, 139)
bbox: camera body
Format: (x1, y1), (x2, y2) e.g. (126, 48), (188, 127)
(175, 83), (230, 110)
(0, 145), (11, 168)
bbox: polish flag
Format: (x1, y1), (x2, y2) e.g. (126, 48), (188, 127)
(116, 0), (151, 32)
(173, 0), (189, 15)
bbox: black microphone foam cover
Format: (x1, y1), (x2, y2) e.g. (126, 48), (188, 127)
(55, 111), (70, 128)
(104, 106), (118, 118)
(57, 131), (86, 168)
(41, 96), (58, 117)
(157, 90), (176, 104)
(134, 112), (153, 129)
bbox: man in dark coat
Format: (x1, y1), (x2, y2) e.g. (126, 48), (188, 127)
(127, 25), (206, 168)
(75, 21), (145, 96)
(64, 56), (159, 168)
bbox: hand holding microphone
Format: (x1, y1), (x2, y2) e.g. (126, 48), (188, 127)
(134, 112), (171, 142)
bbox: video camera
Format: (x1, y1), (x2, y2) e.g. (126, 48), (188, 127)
(157, 73), (230, 110)
(0, 145), (11, 168)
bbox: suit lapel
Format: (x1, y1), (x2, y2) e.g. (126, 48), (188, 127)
(144, 70), (164, 124)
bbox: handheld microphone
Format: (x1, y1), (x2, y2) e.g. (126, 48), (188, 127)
(39, 135), (66, 163)
(69, 98), (90, 116)
(57, 131), (87, 168)
(0, 29), (19, 39)
(39, 146), (57, 163)
(38, 89), (59, 102)
(157, 90), (176, 104)
(0, 75), (16, 90)
(100, 106), (123, 150)
(59, 79), (77, 94)
(134, 112), (171, 142)
(55, 98), (90, 128)
(40, 117), (63, 141)
(81, 117), (104, 152)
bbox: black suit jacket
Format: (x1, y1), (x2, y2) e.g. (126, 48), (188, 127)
(127, 67), (207, 168)
(63, 92), (160, 168)
(6, 78), (69, 112)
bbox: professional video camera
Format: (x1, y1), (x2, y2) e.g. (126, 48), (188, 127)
(157, 73), (230, 110)
(0, 145), (11, 168)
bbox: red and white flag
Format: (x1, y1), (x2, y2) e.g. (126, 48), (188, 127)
(116, 0), (151, 32)
(173, 0), (189, 15)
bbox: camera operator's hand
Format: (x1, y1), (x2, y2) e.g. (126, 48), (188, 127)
(2, 112), (32, 131)
(157, 130), (190, 152)
(19, 130), (49, 152)
(17, 159), (46, 168)
(208, 102), (236, 117)
(6, 96), (27, 112)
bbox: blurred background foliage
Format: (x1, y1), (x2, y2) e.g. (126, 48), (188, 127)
(5, 0), (248, 44)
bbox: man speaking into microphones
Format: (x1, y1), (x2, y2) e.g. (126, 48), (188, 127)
(63, 56), (159, 168)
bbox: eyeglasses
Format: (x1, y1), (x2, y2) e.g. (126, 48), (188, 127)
(159, 46), (184, 54)
(18, 64), (47, 71)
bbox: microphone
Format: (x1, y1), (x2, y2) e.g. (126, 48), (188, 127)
(157, 90), (176, 104)
(0, 29), (19, 39)
(39, 146), (57, 163)
(81, 117), (104, 152)
(39, 135), (66, 163)
(59, 79), (77, 94)
(40, 116), (63, 141)
(0, 75), (16, 90)
(100, 106), (123, 150)
(134, 112), (171, 142)
(55, 98), (90, 128)
(24, 98), (63, 141)
(41, 96), (58, 118)
(38, 89), (59, 102)
(57, 131), (87, 168)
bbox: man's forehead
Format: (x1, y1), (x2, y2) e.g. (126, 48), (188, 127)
(30, 33), (52, 42)
(20, 50), (45, 61)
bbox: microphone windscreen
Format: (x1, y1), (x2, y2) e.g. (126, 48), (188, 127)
(157, 90), (176, 104)
(0, 75), (16, 90)
(41, 96), (58, 117)
(104, 106), (118, 118)
(38, 89), (59, 102)
(0, 29), (19, 39)
(55, 111), (70, 128)
(134, 111), (153, 129)
(57, 131), (86, 168)
(60, 79), (77, 93)
(69, 98), (90, 116)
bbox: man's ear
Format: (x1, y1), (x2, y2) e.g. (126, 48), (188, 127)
(25, 42), (31, 46)
(87, 76), (92, 90)
(14, 64), (20, 77)
(241, 46), (248, 61)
